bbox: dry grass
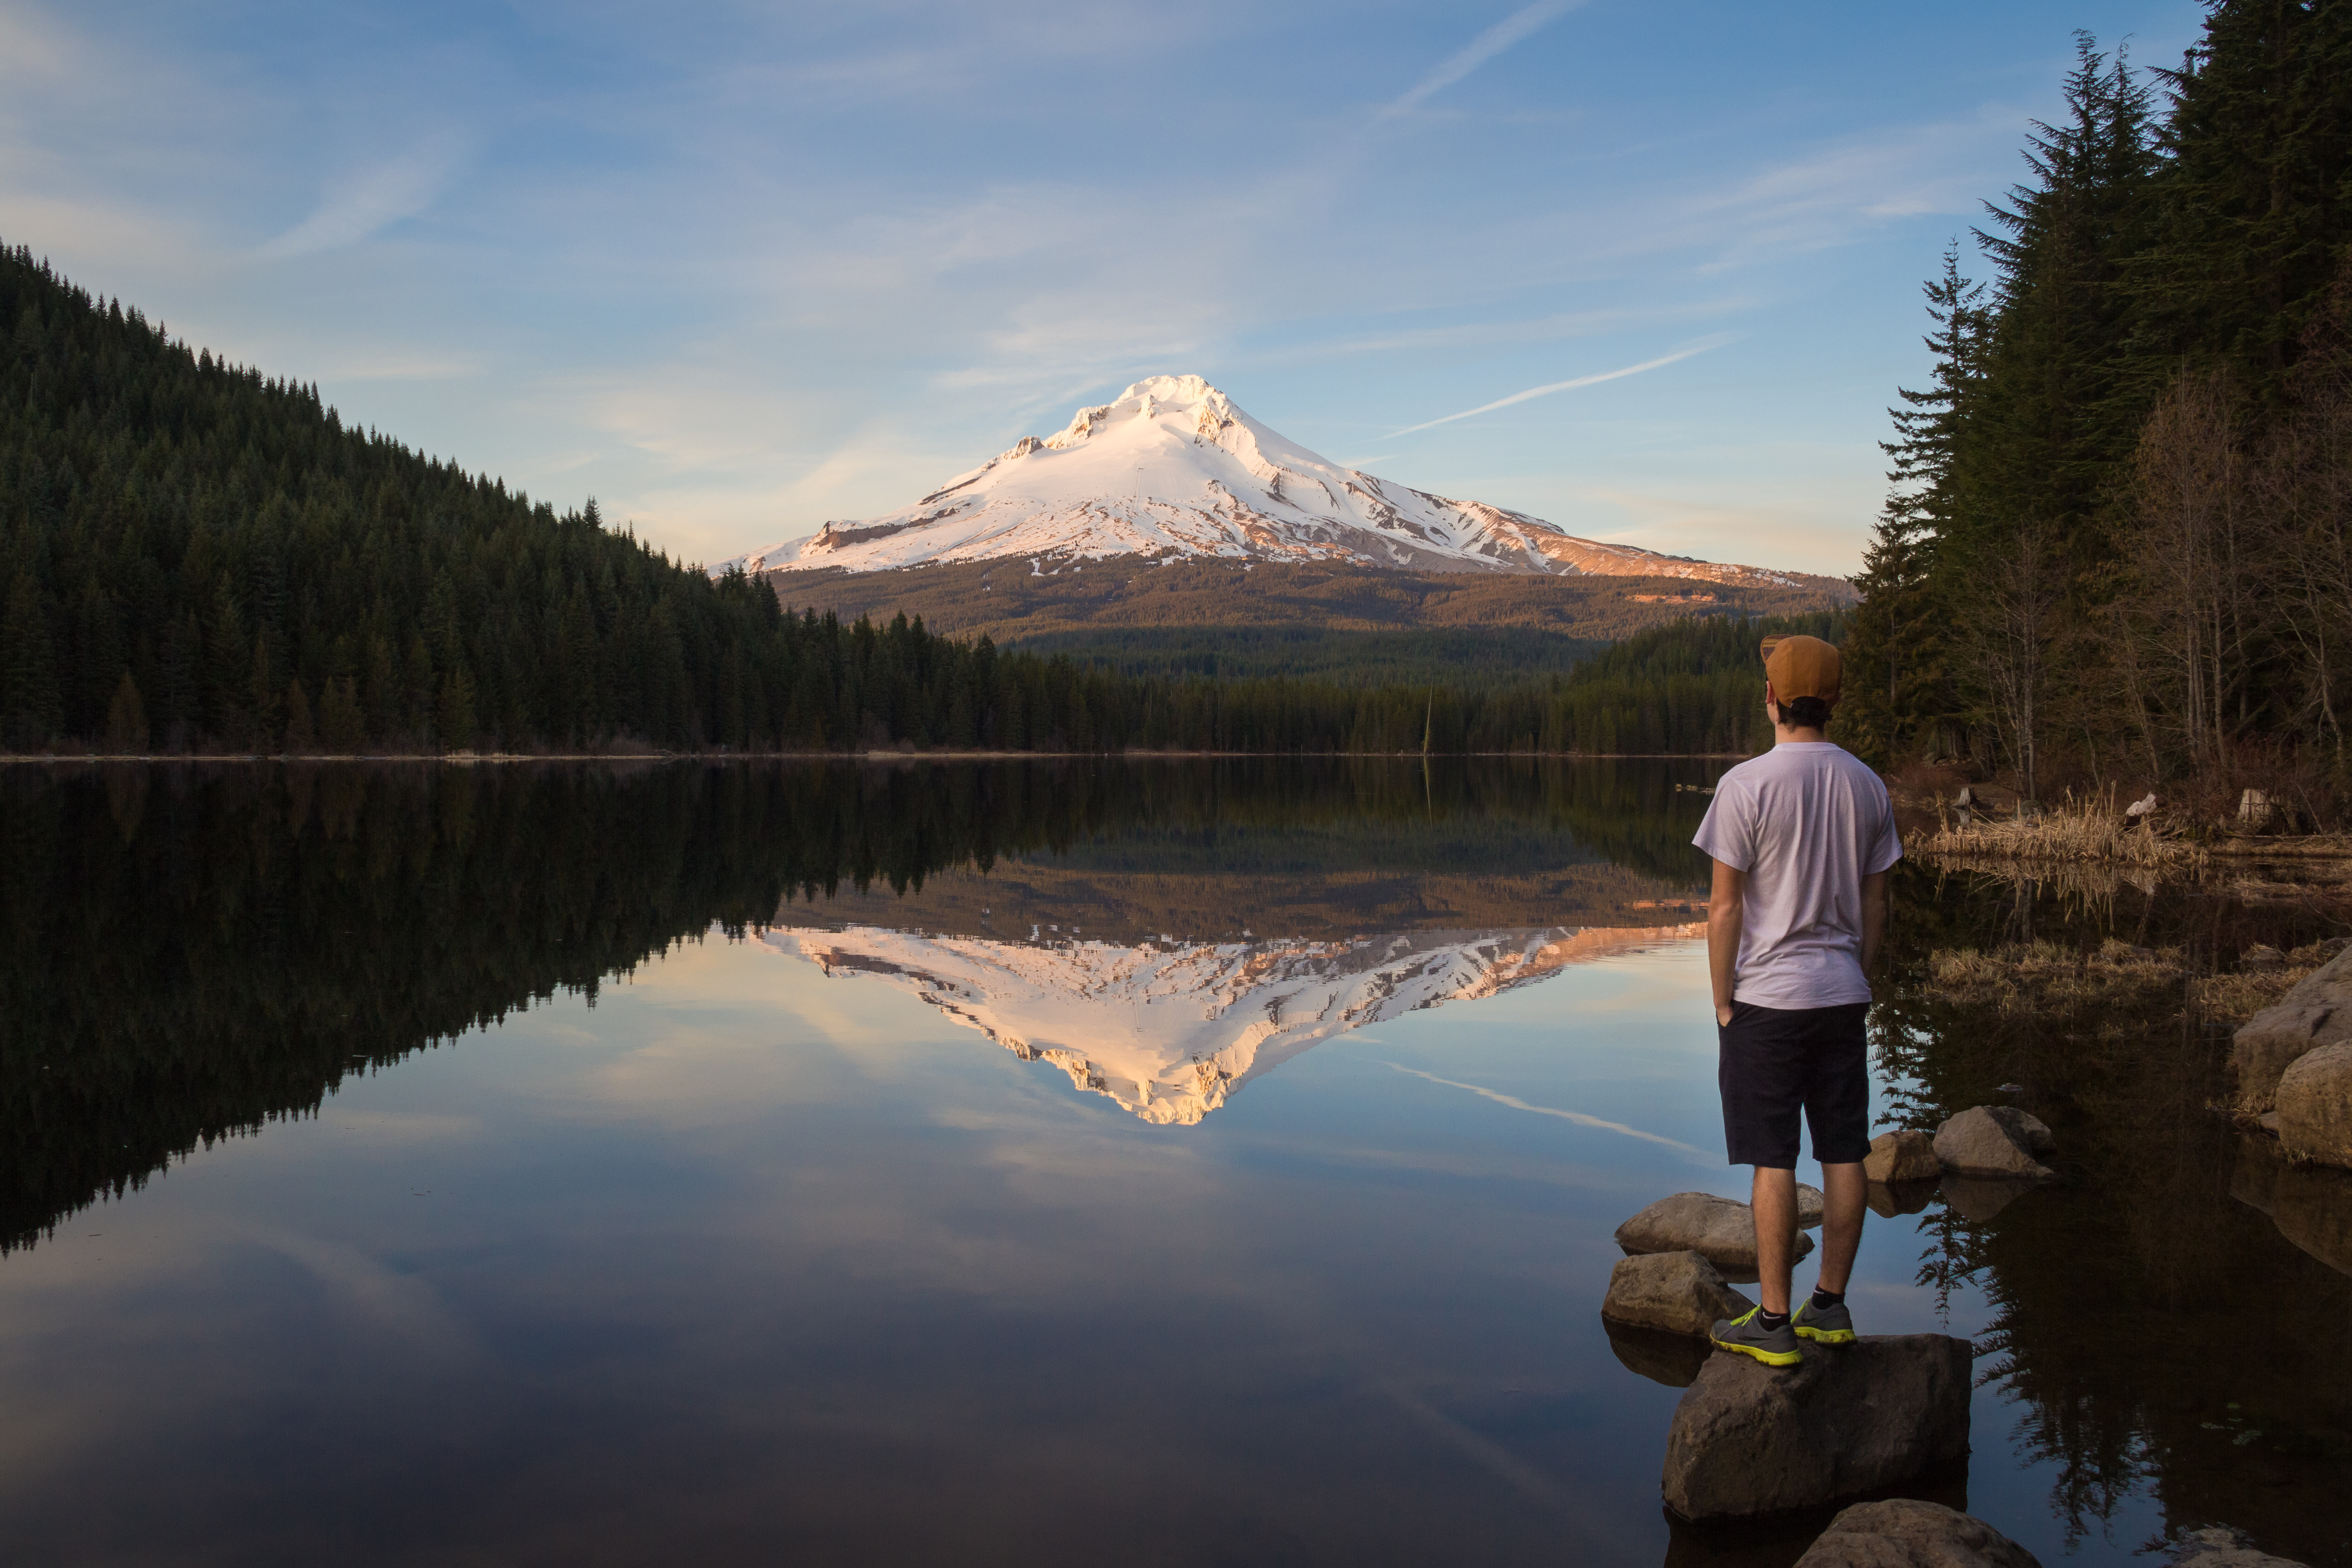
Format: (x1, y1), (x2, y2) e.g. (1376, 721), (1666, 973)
(1907, 793), (2209, 869)
(1924, 939), (2187, 1016)
(1920, 937), (2339, 1028)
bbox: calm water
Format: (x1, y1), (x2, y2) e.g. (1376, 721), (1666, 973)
(1, 760), (2346, 1567)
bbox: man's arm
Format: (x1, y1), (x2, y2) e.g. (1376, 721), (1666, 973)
(1860, 868), (1890, 981)
(1707, 857), (1745, 1027)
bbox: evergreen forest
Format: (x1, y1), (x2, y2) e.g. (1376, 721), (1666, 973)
(1840, 3), (2352, 818)
(0, 229), (1812, 760)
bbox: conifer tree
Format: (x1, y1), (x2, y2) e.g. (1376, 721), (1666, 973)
(1838, 247), (1984, 763)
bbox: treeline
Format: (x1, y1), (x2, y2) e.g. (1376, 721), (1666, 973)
(1841, 9), (2352, 810)
(0, 236), (1805, 758)
(1002, 625), (1606, 687)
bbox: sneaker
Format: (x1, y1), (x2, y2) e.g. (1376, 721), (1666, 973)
(1792, 1295), (1856, 1344)
(1710, 1305), (1802, 1367)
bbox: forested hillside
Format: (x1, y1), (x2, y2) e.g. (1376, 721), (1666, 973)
(1842, 8), (2352, 816)
(0, 238), (1802, 757)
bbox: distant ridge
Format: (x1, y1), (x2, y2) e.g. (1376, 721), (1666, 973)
(717, 375), (1848, 595)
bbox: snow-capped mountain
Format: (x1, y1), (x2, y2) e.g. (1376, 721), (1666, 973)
(757, 920), (1702, 1125)
(715, 376), (1820, 587)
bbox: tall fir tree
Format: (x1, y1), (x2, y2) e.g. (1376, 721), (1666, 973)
(1837, 247), (1984, 765)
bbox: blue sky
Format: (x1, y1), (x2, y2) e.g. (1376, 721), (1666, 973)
(0, 0), (2206, 576)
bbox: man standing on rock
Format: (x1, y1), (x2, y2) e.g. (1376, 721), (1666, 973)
(1690, 633), (1899, 1367)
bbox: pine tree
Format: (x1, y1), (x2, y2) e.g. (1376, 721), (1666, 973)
(1839, 247), (1985, 764)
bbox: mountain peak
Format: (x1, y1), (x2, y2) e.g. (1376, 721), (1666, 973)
(716, 379), (1831, 591)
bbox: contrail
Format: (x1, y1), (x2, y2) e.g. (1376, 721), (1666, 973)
(1386, 1063), (1712, 1158)
(1384, 336), (1734, 439)
(1386, 1), (1587, 116)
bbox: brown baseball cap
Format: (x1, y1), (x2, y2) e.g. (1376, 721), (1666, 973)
(1760, 634), (1841, 700)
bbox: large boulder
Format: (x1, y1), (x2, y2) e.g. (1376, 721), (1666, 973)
(1662, 1334), (1973, 1520)
(1867, 1130), (1942, 1184)
(2276, 1041), (2352, 1168)
(1617, 1192), (1816, 1275)
(1603, 1251), (1756, 1337)
(1794, 1499), (2040, 1568)
(1799, 1181), (1828, 1229)
(2168, 1525), (2311, 1567)
(2232, 1132), (2352, 1276)
(1933, 1107), (2058, 1180)
(2232, 948), (2352, 1113)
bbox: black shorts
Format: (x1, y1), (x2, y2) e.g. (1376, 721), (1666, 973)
(1718, 1000), (1872, 1168)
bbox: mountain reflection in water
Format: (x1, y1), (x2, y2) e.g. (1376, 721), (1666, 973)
(774, 905), (1700, 1123)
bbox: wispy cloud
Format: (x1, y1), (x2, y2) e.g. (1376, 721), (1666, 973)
(1386, 1064), (1711, 1159)
(259, 138), (464, 258)
(1385, 0), (1586, 115)
(1383, 334), (1735, 439)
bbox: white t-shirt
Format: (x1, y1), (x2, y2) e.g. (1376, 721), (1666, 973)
(1691, 742), (1901, 1009)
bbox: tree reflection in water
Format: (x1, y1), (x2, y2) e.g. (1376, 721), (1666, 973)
(0, 756), (1720, 1255)
(1872, 861), (2351, 1566)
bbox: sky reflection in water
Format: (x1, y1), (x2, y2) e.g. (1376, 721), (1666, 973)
(0, 760), (2336, 1567)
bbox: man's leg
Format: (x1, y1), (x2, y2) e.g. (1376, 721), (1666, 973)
(1750, 1165), (1798, 1316)
(1814, 1161), (1866, 1294)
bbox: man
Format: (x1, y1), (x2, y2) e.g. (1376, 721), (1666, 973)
(1690, 633), (1898, 1367)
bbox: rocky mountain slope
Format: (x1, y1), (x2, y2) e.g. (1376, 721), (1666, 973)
(718, 375), (1844, 593)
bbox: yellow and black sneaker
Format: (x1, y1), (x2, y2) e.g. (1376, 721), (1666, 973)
(1792, 1295), (1856, 1344)
(1710, 1305), (1803, 1367)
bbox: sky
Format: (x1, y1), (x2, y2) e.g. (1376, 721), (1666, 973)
(0, 0), (2209, 578)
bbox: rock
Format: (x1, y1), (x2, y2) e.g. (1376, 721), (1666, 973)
(1617, 1191), (1816, 1275)
(1603, 1251), (1756, 1337)
(1795, 1499), (2041, 1568)
(1933, 1106), (2058, 1180)
(1939, 1175), (2041, 1224)
(1799, 1182), (1827, 1230)
(2276, 1041), (2352, 1168)
(2233, 1128), (2352, 1276)
(2242, 944), (2287, 970)
(1604, 1316), (1714, 1389)
(2232, 948), (2352, 1112)
(1867, 1130), (1942, 1184)
(1661, 1334), (1973, 1520)
(2168, 1525), (2311, 1567)
(1869, 1180), (1938, 1219)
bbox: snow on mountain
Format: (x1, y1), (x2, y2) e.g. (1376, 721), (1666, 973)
(714, 375), (1813, 587)
(756, 920), (1702, 1125)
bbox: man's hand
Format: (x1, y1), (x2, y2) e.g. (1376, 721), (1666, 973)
(1707, 858), (1745, 1028)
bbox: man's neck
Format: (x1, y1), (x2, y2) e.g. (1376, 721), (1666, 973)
(1773, 724), (1830, 746)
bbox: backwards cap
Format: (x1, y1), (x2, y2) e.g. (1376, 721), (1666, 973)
(1760, 634), (1841, 701)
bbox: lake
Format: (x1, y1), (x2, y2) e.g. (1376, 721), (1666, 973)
(1, 760), (2345, 1567)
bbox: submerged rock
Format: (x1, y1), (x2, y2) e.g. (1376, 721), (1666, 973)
(1604, 1316), (1714, 1389)
(1661, 1334), (1973, 1520)
(2232, 1132), (2352, 1276)
(2276, 1042), (2352, 1168)
(1617, 1191), (1816, 1274)
(1603, 1251), (1755, 1337)
(2232, 948), (2352, 1113)
(1867, 1130), (1942, 1184)
(1794, 1499), (2040, 1568)
(2168, 1525), (2311, 1567)
(1940, 1174), (2045, 1224)
(1933, 1107), (2058, 1180)
(1869, 1180), (1939, 1219)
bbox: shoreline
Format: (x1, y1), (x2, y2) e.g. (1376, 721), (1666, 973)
(0, 748), (1760, 765)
